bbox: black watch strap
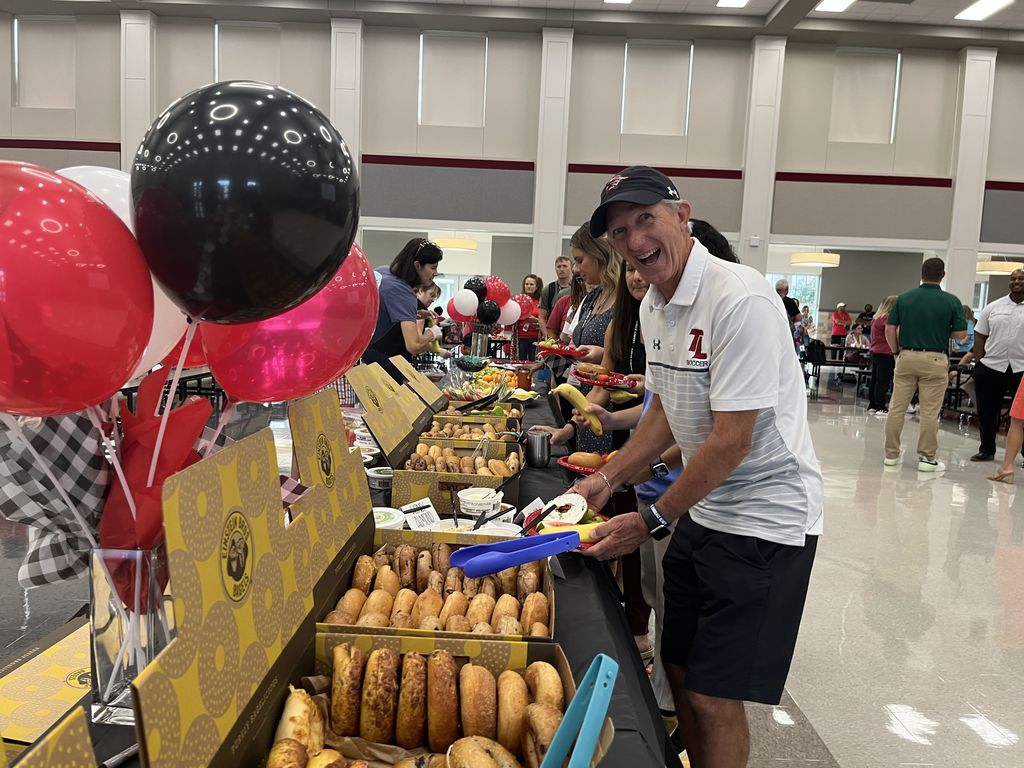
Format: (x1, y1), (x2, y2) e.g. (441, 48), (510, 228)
(640, 504), (671, 540)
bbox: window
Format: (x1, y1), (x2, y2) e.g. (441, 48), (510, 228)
(621, 40), (693, 137)
(973, 281), (989, 313)
(418, 32), (487, 128)
(828, 48), (901, 145)
(767, 272), (822, 323)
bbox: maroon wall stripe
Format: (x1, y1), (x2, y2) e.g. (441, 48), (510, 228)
(568, 162), (742, 180)
(362, 154), (534, 171)
(0, 138), (120, 152)
(985, 180), (1024, 192)
(776, 171), (952, 188)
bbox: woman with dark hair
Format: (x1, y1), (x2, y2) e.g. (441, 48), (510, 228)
(689, 218), (739, 263)
(362, 238), (444, 382)
(516, 273), (543, 360)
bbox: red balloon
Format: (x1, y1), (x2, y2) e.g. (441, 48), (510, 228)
(447, 298), (472, 323)
(484, 276), (511, 306)
(512, 293), (537, 318)
(202, 243), (377, 402)
(160, 324), (207, 369)
(0, 162), (154, 416)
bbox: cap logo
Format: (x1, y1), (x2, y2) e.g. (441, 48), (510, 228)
(603, 174), (628, 193)
(667, 185), (679, 198)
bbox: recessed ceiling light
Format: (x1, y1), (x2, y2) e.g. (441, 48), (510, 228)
(604, 0), (633, 4)
(955, 0), (1014, 21)
(717, 0), (750, 7)
(814, 0), (856, 11)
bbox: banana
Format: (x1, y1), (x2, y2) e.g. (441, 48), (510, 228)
(551, 383), (603, 436)
(431, 339), (443, 354)
(608, 390), (639, 405)
(536, 522), (603, 541)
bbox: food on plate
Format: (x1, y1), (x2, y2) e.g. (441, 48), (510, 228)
(460, 664), (498, 739)
(574, 362), (609, 377)
(395, 651), (427, 749)
(360, 648), (399, 743)
(330, 643), (366, 736)
(447, 736), (523, 768)
(427, 650), (460, 752)
(566, 451), (606, 469)
(523, 662), (563, 712)
(521, 703), (563, 768)
(274, 685), (325, 756)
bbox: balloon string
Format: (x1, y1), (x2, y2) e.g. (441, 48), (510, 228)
(87, 407), (136, 522)
(203, 400), (236, 458)
(108, 396), (122, 457)
(146, 320), (197, 488)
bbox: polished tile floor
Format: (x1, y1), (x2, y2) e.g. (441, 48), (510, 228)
(1, 387), (1022, 766)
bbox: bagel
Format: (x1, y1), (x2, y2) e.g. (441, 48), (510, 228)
(307, 749), (345, 768)
(466, 594), (496, 627)
(446, 614), (473, 632)
(471, 622), (494, 634)
(374, 565), (401, 597)
(444, 567), (464, 598)
(355, 612), (389, 628)
(395, 652), (427, 749)
(391, 610), (412, 629)
(335, 588), (367, 619)
(519, 593), (548, 633)
(351, 555), (376, 594)
(427, 650), (460, 752)
(496, 670), (528, 757)
(428, 569), (445, 594)
(523, 662), (563, 712)
(497, 567), (518, 597)
(358, 589), (393, 620)
(447, 736), (523, 768)
(390, 588), (417, 621)
(417, 550), (434, 593)
(566, 451), (605, 469)
(431, 542), (452, 576)
(267, 739), (308, 768)
(438, 591), (469, 628)
(330, 643), (365, 736)
(488, 459), (513, 478)
(393, 544), (417, 588)
(359, 648), (399, 743)
(463, 576), (481, 599)
(460, 664), (497, 739)
(410, 589), (444, 627)
(516, 571), (538, 603)
(419, 615), (443, 631)
(521, 703), (562, 768)
(494, 616), (523, 636)
(274, 685), (325, 756)
(372, 546), (392, 570)
(480, 576), (499, 600)
(321, 609), (353, 626)
(490, 594), (521, 632)
(575, 362), (609, 377)
(527, 622), (549, 638)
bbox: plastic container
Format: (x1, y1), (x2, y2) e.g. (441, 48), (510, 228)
(365, 467), (394, 492)
(372, 507), (405, 530)
(457, 487), (503, 518)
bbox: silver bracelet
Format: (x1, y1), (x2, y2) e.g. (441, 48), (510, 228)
(596, 470), (613, 494)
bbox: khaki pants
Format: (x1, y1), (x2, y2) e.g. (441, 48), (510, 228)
(884, 351), (949, 461)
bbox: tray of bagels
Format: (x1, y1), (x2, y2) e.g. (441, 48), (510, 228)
(317, 530), (555, 642)
(267, 631), (613, 768)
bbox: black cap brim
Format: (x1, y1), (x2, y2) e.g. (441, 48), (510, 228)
(589, 189), (667, 237)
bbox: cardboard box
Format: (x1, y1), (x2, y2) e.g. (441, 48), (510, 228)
(317, 527), (556, 643)
(311, 632), (613, 767)
(346, 363), (525, 513)
(130, 389), (376, 768)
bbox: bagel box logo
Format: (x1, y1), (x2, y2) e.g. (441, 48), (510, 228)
(316, 432), (335, 488)
(219, 510), (253, 602)
(64, 668), (91, 689)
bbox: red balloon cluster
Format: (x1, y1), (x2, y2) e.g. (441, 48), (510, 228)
(0, 162), (154, 416)
(484, 275), (511, 306)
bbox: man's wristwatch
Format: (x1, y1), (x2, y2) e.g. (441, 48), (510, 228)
(649, 460), (669, 479)
(640, 502), (672, 540)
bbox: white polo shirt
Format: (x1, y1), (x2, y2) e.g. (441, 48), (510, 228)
(642, 238), (824, 546)
(975, 294), (1024, 373)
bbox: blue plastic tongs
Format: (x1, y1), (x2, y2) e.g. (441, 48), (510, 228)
(541, 653), (619, 768)
(448, 530), (580, 578)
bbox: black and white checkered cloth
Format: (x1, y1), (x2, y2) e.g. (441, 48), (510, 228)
(0, 412), (111, 588)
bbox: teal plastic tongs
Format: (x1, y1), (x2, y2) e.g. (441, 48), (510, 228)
(541, 653), (618, 768)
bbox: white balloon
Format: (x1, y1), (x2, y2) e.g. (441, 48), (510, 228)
(453, 288), (480, 316)
(58, 165), (189, 382)
(498, 300), (522, 325)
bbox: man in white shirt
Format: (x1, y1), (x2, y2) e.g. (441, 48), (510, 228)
(970, 269), (1024, 462)
(574, 166), (823, 768)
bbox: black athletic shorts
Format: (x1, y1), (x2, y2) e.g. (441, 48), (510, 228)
(660, 514), (818, 705)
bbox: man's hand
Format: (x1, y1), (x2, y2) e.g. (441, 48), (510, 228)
(623, 374), (646, 395)
(530, 424), (573, 446)
(571, 474), (612, 516)
(583, 513), (649, 560)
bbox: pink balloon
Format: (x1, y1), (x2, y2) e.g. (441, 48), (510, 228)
(202, 243), (377, 403)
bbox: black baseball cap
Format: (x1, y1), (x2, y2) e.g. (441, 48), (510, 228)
(589, 165), (680, 236)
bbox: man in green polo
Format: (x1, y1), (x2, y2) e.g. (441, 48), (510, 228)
(884, 257), (968, 472)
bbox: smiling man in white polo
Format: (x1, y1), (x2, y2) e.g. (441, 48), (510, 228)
(573, 166), (823, 768)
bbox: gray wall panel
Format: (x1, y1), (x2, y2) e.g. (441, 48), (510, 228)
(490, 236), (534, 291)
(361, 164), (534, 224)
(980, 188), (1024, 244)
(361, 229), (428, 270)
(565, 172), (743, 232)
(817, 251), (927, 314)
(772, 182), (952, 241)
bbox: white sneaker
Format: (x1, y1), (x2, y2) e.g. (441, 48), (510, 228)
(874, 409), (889, 418)
(884, 457), (901, 466)
(918, 457), (945, 472)
(908, 404), (920, 415)
(868, 408), (878, 415)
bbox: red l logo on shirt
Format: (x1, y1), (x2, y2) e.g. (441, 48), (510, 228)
(689, 329), (708, 360)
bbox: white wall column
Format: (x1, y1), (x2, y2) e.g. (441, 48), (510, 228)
(531, 28), (573, 283)
(120, 10), (155, 171)
(946, 48), (998, 303)
(737, 36), (787, 274)
(330, 18), (363, 174)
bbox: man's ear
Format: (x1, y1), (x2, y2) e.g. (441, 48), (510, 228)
(678, 200), (692, 227)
